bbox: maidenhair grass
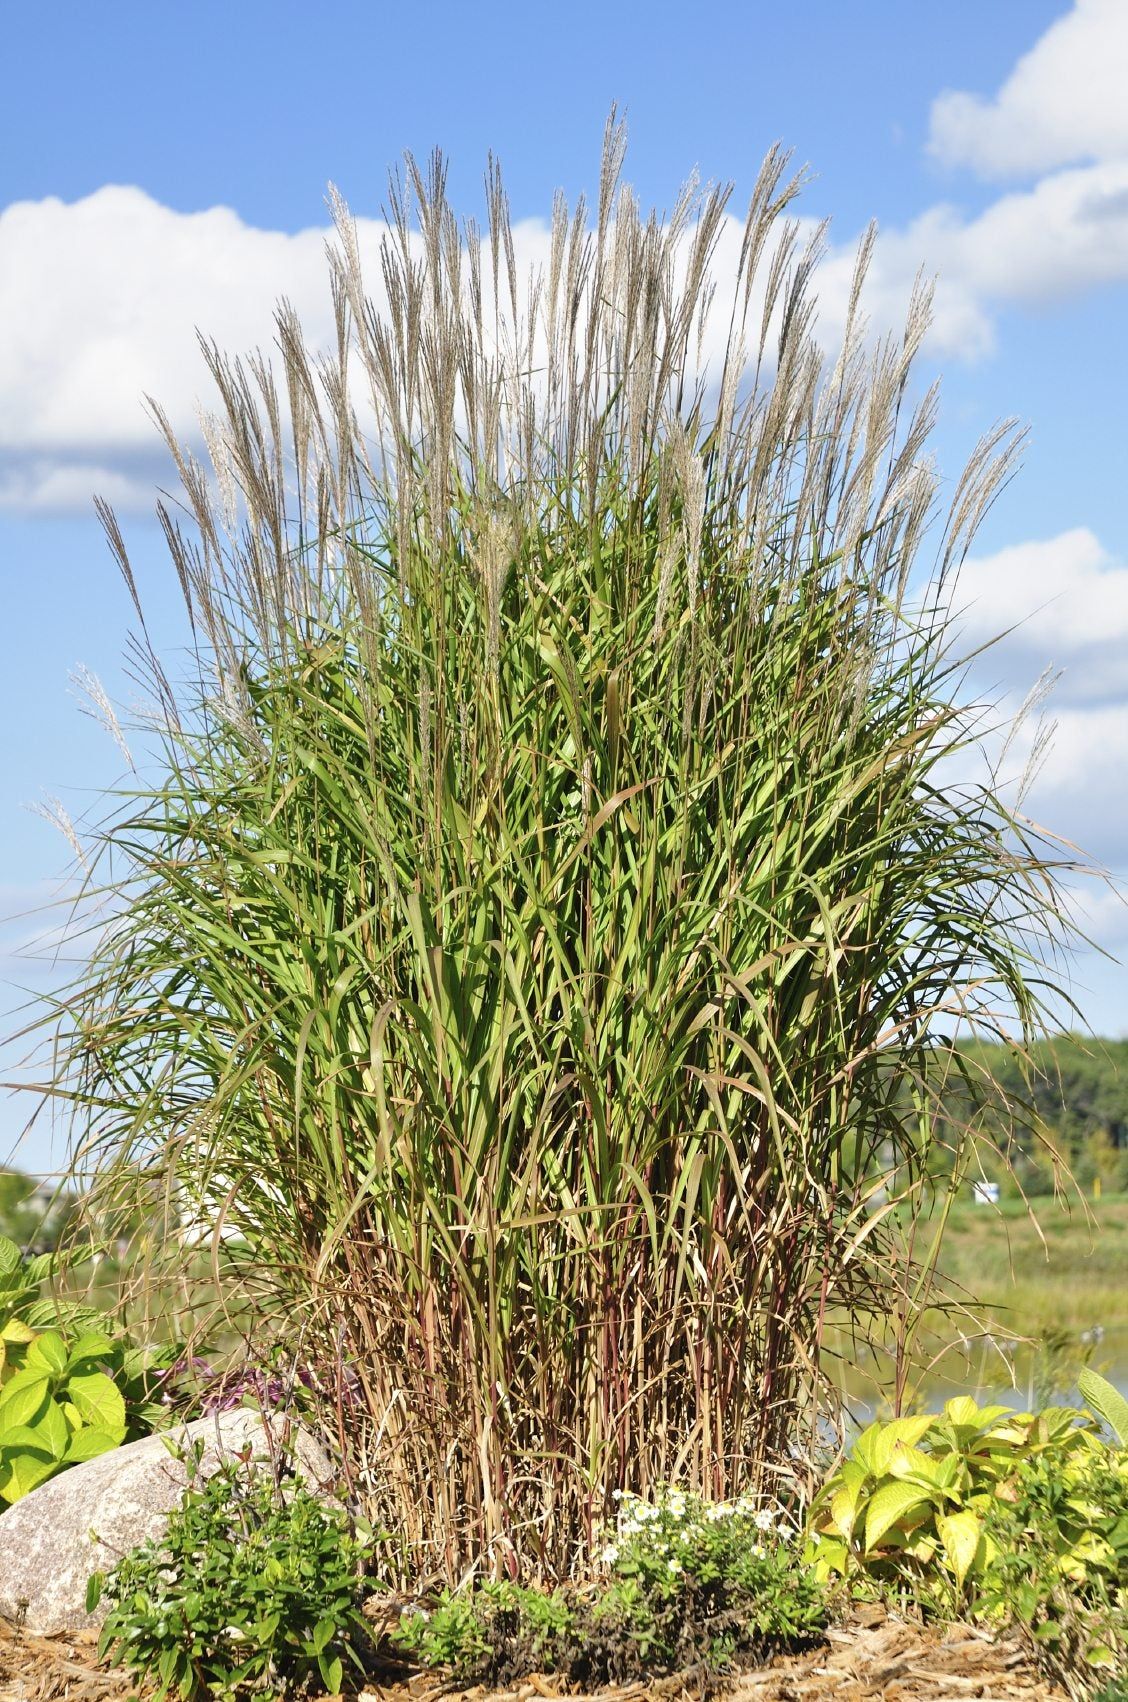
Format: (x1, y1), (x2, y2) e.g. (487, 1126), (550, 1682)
(38, 122), (1080, 1580)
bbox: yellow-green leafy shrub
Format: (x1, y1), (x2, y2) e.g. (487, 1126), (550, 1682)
(807, 1397), (1103, 1606)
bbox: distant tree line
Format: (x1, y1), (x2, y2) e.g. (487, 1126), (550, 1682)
(939, 1036), (1128, 1197)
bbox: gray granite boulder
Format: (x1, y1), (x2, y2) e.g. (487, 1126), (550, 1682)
(0, 1409), (335, 1636)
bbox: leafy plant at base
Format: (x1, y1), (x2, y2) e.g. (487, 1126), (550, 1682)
(396, 1487), (826, 1684)
(0, 1231), (181, 1501)
(979, 1439), (1128, 1694)
(806, 1396), (1104, 1608)
(90, 1451), (377, 1700)
(0, 1231), (73, 1335)
(36, 123), (1085, 1579)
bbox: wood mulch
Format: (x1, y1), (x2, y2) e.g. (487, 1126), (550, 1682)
(0, 1609), (1072, 1701)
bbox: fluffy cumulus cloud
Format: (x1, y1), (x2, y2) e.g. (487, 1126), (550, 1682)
(0, 187), (341, 511)
(941, 530), (1128, 887)
(956, 529), (1128, 707)
(929, 0), (1128, 180)
(0, 185), (841, 515)
(5, 11), (1128, 516)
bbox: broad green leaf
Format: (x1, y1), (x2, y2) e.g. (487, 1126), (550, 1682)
(836, 1457), (869, 1493)
(810, 1535), (847, 1577)
(1078, 1369), (1128, 1447)
(29, 1397), (69, 1459)
(0, 1319), (36, 1345)
(968, 1405), (1013, 1431)
(65, 1332), (116, 1372)
(25, 1331), (68, 1377)
(864, 1481), (931, 1553)
(318, 1651), (343, 1694)
(871, 1415), (935, 1476)
(63, 1426), (119, 1464)
(887, 1443), (944, 1487)
(0, 1369), (50, 1428)
(0, 1440), (57, 1503)
(936, 1509), (983, 1588)
(0, 1238), (20, 1279)
(66, 1373), (126, 1441)
(850, 1421), (884, 1476)
(829, 1483), (860, 1538)
(943, 1396), (982, 1430)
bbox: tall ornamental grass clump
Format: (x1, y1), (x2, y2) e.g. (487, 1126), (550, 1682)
(47, 126), (1076, 1579)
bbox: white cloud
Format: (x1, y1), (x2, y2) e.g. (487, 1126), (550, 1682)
(0, 186), (343, 511)
(955, 529), (1128, 706)
(0, 185), (829, 514)
(1014, 701), (1128, 865)
(6, 166), (1127, 516)
(929, 0), (1128, 180)
(811, 155), (1128, 366)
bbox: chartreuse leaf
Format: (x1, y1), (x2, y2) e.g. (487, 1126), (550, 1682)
(850, 1421), (884, 1476)
(864, 1481), (931, 1553)
(887, 1443), (945, 1487)
(871, 1416), (935, 1476)
(25, 1331), (68, 1376)
(0, 1435), (57, 1503)
(65, 1332), (116, 1372)
(829, 1483), (861, 1539)
(64, 1426), (119, 1464)
(935, 1509), (983, 1588)
(0, 1319), (36, 1345)
(1078, 1369), (1128, 1446)
(0, 1237), (20, 1279)
(64, 1422), (119, 1463)
(66, 1372), (126, 1440)
(32, 1397), (69, 1459)
(0, 1369), (51, 1428)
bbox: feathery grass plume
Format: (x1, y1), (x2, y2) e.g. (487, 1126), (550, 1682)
(41, 118), (1083, 1581)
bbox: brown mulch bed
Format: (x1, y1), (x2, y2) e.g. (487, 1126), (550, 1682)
(0, 1610), (1071, 1701)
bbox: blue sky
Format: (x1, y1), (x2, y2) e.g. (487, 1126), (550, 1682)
(2, 0), (1127, 1172)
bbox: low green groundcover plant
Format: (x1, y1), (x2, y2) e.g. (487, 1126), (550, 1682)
(395, 1487), (827, 1684)
(89, 1449), (378, 1700)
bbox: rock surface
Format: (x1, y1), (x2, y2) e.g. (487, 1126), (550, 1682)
(0, 1409), (335, 1636)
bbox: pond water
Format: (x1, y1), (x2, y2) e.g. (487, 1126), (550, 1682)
(836, 1321), (1128, 1427)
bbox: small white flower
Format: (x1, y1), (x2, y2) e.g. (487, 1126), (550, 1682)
(753, 1508), (776, 1531)
(667, 1558), (682, 1574)
(599, 1544), (619, 1565)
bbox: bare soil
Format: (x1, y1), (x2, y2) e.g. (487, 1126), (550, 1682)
(0, 1609), (1070, 1701)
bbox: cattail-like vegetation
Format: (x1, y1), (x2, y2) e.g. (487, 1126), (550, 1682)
(44, 120), (1078, 1581)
